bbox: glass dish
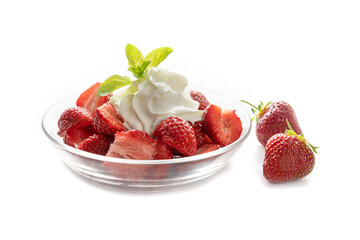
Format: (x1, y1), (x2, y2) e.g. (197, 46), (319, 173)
(42, 86), (251, 191)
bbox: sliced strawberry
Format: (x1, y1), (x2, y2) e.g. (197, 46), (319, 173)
(57, 107), (93, 137)
(195, 144), (220, 155)
(104, 131), (169, 181)
(153, 117), (197, 156)
(203, 104), (243, 147)
(92, 102), (127, 135)
(193, 121), (205, 146)
(78, 133), (114, 156)
(154, 137), (173, 159)
(76, 82), (112, 115)
(106, 130), (156, 160)
(63, 127), (95, 148)
(190, 90), (210, 110)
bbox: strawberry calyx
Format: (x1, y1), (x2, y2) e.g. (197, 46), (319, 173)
(285, 119), (319, 154)
(240, 100), (272, 122)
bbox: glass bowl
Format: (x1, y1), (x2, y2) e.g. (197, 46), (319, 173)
(42, 86), (251, 192)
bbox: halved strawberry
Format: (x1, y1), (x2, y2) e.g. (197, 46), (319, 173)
(153, 117), (197, 156)
(203, 104), (243, 147)
(78, 133), (114, 156)
(190, 90), (210, 110)
(195, 144), (220, 155)
(104, 131), (169, 181)
(92, 102), (127, 135)
(106, 130), (156, 160)
(76, 82), (112, 115)
(193, 121), (205, 146)
(63, 127), (95, 148)
(154, 137), (173, 159)
(57, 107), (93, 137)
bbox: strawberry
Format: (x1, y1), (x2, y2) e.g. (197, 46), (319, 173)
(106, 130), (156, 160)
(190, 90), (210, 110)
(195, 144), (220, 155)
(263, 121), (318, 183)
(63, 127), (95, 148)
(57, 107), (93, 137)
(76, 82), (112, 115)
(241, 100), (302, 146)
(192, 121), (205, 146)
(78, 133), (114, 156)
(92, 102), (127, 135)
(203, 104), (243, 147)
(153, 117), (197, 156)
(104, 131), (170, 181)
(154, 137), (173, 159)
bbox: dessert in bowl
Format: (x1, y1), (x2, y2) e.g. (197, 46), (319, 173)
(41, 44), (251, 191)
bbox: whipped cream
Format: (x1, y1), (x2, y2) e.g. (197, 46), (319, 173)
(110, 67), (203, 134)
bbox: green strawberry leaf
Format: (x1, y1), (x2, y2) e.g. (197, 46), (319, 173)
(97, 74), (132, 97)
(125, 44), (144, 68)
(144, 47), (173, 70)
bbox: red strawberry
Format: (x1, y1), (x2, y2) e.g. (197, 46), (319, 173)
(195, 144), (220, 155)
(241, 100), (302, 146)
(263, 122), (318, 183)
(63, 127), (95, 148)
(78, 133), (114, 156)
(190, 90), (210, 110)
(106, 130), (156, 160)
(76, 82), (112, 114)
(57, 107), (93, 137)
(153, 117), (197, 156)
(193, 121), (205, 146)
(92, 102), (127, 135)
(155, 137), (173, 159)
(104, 131), (170, 181)
(203, 104), (243, 147)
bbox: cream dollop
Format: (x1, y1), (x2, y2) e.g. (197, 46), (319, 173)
(110, 67), (203, 134)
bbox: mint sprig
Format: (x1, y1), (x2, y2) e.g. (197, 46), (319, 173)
(97, 44), (173, 97)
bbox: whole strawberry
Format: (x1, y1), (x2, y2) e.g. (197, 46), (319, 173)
(263, 121), (318, 183)
(241, 100), (302, 146)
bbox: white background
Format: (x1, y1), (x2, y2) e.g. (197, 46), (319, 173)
(1, 0), (359, 239)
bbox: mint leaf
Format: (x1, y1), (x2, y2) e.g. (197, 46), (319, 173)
(144, 47), (173, 69)
(97, 75), (132, 97)
(125, 44), (144, 68)
(128, 60), (152, 79)
(140, 60), (151, 74)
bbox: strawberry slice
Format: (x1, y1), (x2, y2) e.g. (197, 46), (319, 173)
(153, 117), (197, 156)
(203, 104), (243, 147)
(57, 107), (93, 137)
(76, 82), (112, 114)
(193, 121), (205, 146)
(92, 102), (127, 135)
(63, 127), (95, 148)
(154, 137), (173, 159)
(195, 144), (220, 155)
(190, 90), (210, 110)
(104, 131), (170, 181)
(78, 133), (114, 156)
(106, 130), (156, 160)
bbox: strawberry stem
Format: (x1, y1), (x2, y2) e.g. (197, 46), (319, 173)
(285, 119), (319, 154)
(240, 100), (272, 123)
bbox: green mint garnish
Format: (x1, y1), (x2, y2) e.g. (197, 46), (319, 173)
(97, 44), (173, 97)
(97, 75), (132, 97)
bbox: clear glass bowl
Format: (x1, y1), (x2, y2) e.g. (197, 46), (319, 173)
(42, 86), (251, 192)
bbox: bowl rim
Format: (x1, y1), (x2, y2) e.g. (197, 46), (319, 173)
(42, 86), (252, 165)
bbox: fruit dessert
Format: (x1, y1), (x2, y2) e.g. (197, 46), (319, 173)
(57, 44), (243, 180)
